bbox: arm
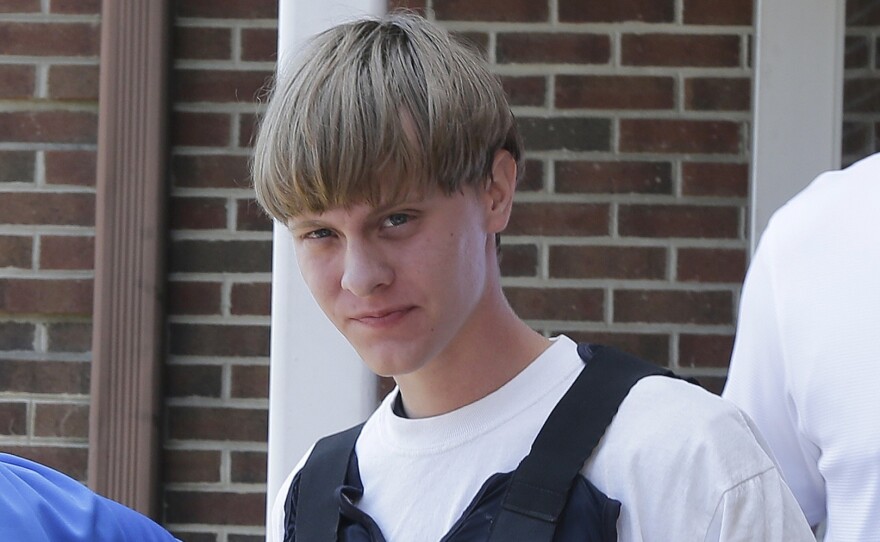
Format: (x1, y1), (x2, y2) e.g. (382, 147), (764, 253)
(722, 235), (826, 526)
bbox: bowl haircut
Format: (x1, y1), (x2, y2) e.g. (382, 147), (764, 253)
(251, 12), (523, 223)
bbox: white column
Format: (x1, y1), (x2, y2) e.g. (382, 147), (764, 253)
(266, 0), (386, 526)
(750, 0), (845, 253)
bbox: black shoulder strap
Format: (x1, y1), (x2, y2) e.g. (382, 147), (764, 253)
(487, 344), (674, 542)
(292, 423), (364, 542)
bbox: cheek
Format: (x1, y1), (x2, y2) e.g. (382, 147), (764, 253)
(296, 251), (339, 301)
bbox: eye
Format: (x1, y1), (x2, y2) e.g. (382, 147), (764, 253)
(382, 213), (411, 228)
(302, 228), (334, 240)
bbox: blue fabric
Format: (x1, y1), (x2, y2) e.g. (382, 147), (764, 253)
(0, 453), (179, 542)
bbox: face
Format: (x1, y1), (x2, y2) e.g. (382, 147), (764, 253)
(289, 186), (499, 378)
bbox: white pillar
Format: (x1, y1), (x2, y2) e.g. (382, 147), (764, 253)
(266, 0), (386, 527)
(750, 0), (845, 253)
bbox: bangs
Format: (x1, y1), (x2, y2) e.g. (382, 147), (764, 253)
(252, 14), (521, 222)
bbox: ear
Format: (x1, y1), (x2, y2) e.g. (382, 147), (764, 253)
(483, 150), (517, 234)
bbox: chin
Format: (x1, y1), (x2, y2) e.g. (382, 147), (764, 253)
(355, 344), (431, 379)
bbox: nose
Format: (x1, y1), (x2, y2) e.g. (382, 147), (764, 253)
(340, 240), (392, 297)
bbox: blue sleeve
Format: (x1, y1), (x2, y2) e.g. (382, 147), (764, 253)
(0, 453), (180, 542)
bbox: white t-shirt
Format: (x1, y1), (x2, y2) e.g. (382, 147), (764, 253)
(723, 152), (880, 541)
(271, 335), (812, 541)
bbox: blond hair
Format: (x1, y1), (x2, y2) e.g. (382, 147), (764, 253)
(251, 12), (522, 222)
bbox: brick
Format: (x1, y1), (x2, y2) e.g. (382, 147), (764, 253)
(518, 160), (544, 192)
(0, 401), (27, 435)
(163, 450), (221, 483)
(1, 446), (88, 481)
(241, 28), (277, 62)
(169, 240), (271, 274)
(679, 333), (734, 368)
(0, 64), (35, 98)
(47, 65), (99, 101)
(846, 123), (871, 158)
(0, 322), (34, 350)
(0, 193), (95, 226)
(174, 26), (232, 61)
(848, 0), (880, 25)
(518, 117), (611, 152)
(167, 281), (222, 315)
(845, 36), (869, 69)
(46, 322), (92, 353)
(230, 282), (270, 316)
(0, 360), (90, 394)
(678, 248), (746, 283)
(230, 364), (269, 398)
(165, 490), (265, 526)
(169, 532), (216, 542)
(0, 150), (34, 182)
(0, 23), (99, 56)
(0, 279), (93, 315)
(171, 112), (231, 147)
(236, 199), (272, 231)
(619, 204), (739, 239)
(0, 0), (39, 13)
(549, 245), (666, 280)
(50, 0), (100, 13)
(173, 69), (272, 104)
(228, 536), (263, 542)
(681, 162), (748, 197)
(556, 75), (673, 110)
(0, 111), (97, 143)
(556, 161), (672, 195)
(497, 33), (610, 64)
(238, 113), (258, 148)
(434, 0), (548, 22)
(169, 196), (228, 230)
(499, 243), (538, 277)
(169, 324), (270, 357)
(172, 154), (251, 189)
(505, 287), (604, 321)
(614, 290), (733, 324)
(45, 150), (97, 186)
(683, 0), (753, 25)
(175, 0), (277, 18)
(561, 331), (670, 365)
(0, 235), (32, 269)
(500, 76), (546, 107)
(230, 451), (266, 483)
(619, 119), (741, 154)
(39, 235), (95, 270)
(559, 0), (672, 22)
(167, 407), (268, 441)
(622, 34), (740, 67)
(507, 203), (609, 236)
(685, 77), (750, 111)
(844, 78), (880, 113)
(33, 403), (89, 438)
(166, 364), (223, 398)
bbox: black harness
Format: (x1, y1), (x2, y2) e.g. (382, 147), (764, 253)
(287, 344), (692, 541)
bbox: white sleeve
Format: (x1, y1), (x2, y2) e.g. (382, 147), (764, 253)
(722, 236), (826, 525)
(267, 445), (315, 542)
(704, 468), (815, 541)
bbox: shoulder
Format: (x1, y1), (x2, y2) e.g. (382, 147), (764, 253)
(589, 377), (777, 515)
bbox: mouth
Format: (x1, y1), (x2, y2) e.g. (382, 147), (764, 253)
(350, 306), (415, 326)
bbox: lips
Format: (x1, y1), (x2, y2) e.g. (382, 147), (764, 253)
(349, 306), (415, 326)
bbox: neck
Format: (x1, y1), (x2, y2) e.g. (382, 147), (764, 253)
(393, 294), (551, 419)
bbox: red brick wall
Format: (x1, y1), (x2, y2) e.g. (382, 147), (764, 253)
(163, 1), (276, 540)
(843, 0), (880, 165)
(0, 0), (100, 480)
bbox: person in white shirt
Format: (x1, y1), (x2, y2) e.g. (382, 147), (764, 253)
(724, 153), (880, 541)
(251, 12), (813, 542)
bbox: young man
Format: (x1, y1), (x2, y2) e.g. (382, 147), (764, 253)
(253, 13), (813, 541)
